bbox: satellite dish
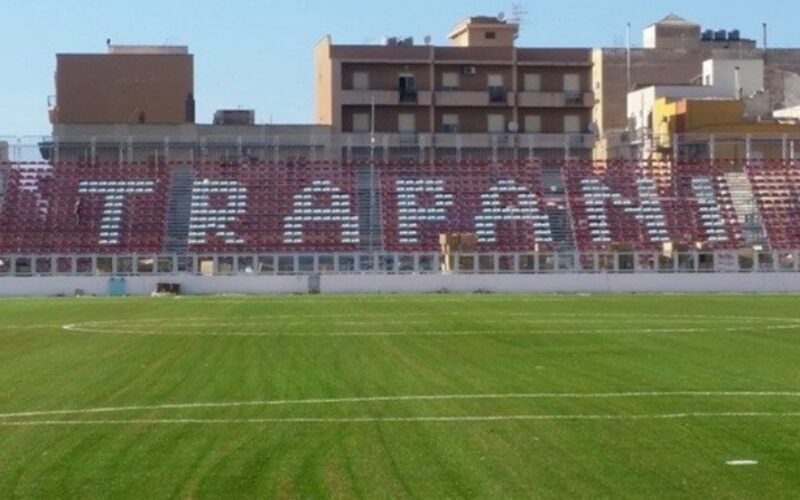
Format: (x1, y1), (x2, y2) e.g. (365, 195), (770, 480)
(508, 121), (519, 133)
(424, 35), (432, 45)
(497, 12), (506, 22)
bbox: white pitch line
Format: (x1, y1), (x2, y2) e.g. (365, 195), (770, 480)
(60, 323), (800, 337)
(57, 313), (800, 338)
(726, 460), (759, 466)
(1, 412), (800, 427)
(1, 391), (800, 420)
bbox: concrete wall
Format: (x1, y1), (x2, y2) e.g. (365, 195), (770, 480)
(703, 59), (764, 97)
(2, 273), (799, 297)
(0, 275), (307, 297)
(321, 274), (800, 294)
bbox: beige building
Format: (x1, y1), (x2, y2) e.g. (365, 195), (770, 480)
(50, 45), (195, 126)
(314, 16), (594, 136)
(593, 15), (800, 137)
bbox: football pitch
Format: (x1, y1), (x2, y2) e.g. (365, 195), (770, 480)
(1, 294), (800, 498)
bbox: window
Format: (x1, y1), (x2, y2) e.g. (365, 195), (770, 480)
(353, 71), (370, 90)
(525, 115), (542, 133)
(353, 113), (370, 133)
(485, 31), (497, 40)
(488, 74), (505, 103)
(564, 73), (581, 92)
(563, 115), (582, 133)
(399, 74), (417, 102)
(398, 113), (416, 133)
(442, 72), (460, 90)
(488, 114), (506, 133)
(524, 73), (542, 92)
(442, 114), (459, 133)
(399, 74), (416, 92)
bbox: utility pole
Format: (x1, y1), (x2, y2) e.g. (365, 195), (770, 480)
(626, 22), (632, 92)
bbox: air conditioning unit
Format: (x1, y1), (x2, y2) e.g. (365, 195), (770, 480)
(463, 66), (477, 76)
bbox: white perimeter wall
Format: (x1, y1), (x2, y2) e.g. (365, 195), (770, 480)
(0, 276), (308, 297)
(0, 273), (799, 296)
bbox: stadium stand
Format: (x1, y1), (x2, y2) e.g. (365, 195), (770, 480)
(0, 162), (168, 253)
(0, 160), (798, 254)
(747, 161), (800, 249)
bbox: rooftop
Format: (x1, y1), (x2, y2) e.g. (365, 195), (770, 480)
(106, 45), (189, 55)
(650, 14), (699, 28)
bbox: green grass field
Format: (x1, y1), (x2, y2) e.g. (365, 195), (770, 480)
(1, 294), (800, 499)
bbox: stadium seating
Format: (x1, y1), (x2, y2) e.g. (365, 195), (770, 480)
(187, 162), (360, 252)
(746, 162), (800, 249)
(0, 160), (798, 254)
(0, 162), (168, 253)
(380, 161), (553, 252)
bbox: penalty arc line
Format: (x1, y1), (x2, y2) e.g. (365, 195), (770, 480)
(58, 313), (800, 337)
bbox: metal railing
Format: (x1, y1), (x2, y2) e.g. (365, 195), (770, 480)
(4, 132), (800, 165)
(604, 131), (800, 162)
(0, 250), (797, 277)
(0, 133), (595, 165)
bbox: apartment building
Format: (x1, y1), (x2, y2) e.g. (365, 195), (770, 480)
(314, 17), (594, 136)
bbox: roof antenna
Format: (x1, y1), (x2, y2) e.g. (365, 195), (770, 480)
(510, 3), (528, 25)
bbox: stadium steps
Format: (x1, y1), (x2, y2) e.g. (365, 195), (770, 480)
(725, 172), (767, 244)
(164, 165), (195, 254)
(541, 166), (576, 250)
(356, 164), (383, 251)
(0, 167), (7, 210)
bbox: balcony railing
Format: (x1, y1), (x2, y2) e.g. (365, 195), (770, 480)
(488, 86), (507, 104)
(398, 88), (418, 103)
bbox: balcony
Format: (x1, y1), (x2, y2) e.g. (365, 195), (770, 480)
(565, 91), (592, 107)
(399, 89), (418, 104)
(517, 91), (593, 108)
(488, 86), (507, 104)
(339, 90), (432, 106)
(435, 90), (513, 107)
(436, 91), (489, 107)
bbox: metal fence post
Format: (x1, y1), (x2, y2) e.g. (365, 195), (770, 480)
(746, 134), (752, 161)
(672, 134), (679, 163)
(709, 134), (715, 162)
(782, 134), (788, 160)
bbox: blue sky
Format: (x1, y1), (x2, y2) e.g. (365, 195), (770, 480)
(1, 0), (797, 136)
